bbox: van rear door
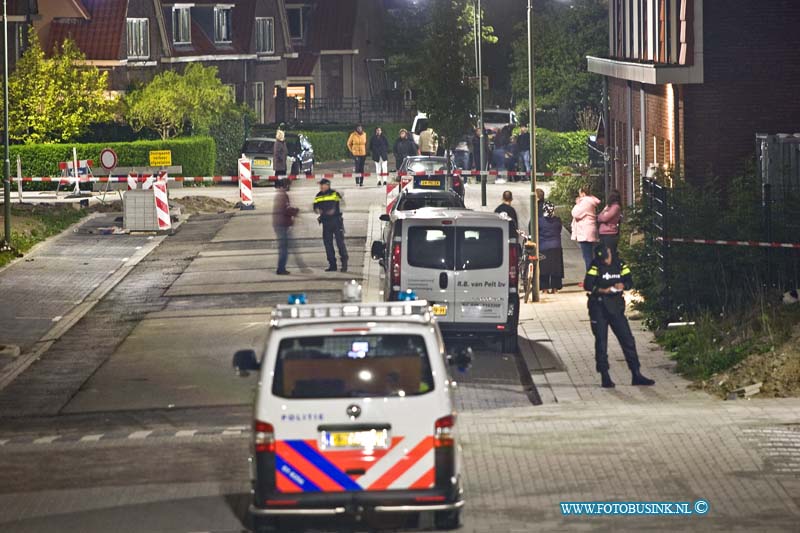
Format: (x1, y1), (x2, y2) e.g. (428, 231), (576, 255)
(402, 219), (456, 324)
(453, 219), (508, 324)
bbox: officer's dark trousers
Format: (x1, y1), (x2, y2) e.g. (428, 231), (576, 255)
(322, 218), (348, 268)
(589, 298), (641, 373)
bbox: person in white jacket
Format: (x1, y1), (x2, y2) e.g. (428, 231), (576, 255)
(571, 186), (601, 271)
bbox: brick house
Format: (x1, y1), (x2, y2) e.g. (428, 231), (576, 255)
(29, 0), (368, 125)
(587, 0), (800, 203)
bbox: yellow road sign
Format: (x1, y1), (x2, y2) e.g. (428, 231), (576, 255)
(149, 150), (172, 167)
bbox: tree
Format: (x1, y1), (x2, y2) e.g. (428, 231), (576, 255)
(511, 0), (608, 130)
(125, 64), (233, 140)
(3, 28), (116, 144)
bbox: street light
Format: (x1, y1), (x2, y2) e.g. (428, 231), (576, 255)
(2, 0), (11, 252)
(473, 0), (486, 207)
(527, 0), (540, 302)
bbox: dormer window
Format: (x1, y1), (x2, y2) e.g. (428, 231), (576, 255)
(286, 5), (310, 41)
(214, 5), (233, 43)
(255, 17), (274, 54)
(127, 18), (150, 59)
(172, 5), (191, 45)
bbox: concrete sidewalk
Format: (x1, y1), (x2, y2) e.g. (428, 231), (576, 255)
(0, 213), (163, 390)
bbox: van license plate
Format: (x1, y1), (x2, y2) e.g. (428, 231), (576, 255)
(322, 429), (390, 450)
(254, 159), (270, 166)
(432, 304), (448, 316)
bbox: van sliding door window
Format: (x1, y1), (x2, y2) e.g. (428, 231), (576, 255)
(457, 227), (503, 270)
(407, 227), (455, 270)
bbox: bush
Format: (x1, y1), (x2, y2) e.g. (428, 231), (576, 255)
(210, 106), (249, 175)
(13, 137), (216, 182)
(536, 129), (590, 173)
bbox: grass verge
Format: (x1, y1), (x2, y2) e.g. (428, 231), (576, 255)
(0, 204), (90, 268)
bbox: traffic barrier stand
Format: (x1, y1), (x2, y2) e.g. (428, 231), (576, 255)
(127, 173), (139, 190)
(238, 157), (255, 210)
(153, 173), (171, 231)
(385, 177), (413, 214)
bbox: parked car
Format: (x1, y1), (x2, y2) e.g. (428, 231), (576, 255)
(242, 133), (314, 186)
(481, 108), (517, 135)
(397, 156), (464, 199)
(411, 112), (428, 146)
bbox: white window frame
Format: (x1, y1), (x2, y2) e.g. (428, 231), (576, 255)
(255, 17), (275, 54)
(126, 18), (150, 59)
(286, 6), (305, 40)
(172, 5), (192, 45)
(253, 82), (265, 124)
(214, 5), (233, 44)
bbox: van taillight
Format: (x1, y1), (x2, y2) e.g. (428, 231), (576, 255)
(254, 420), (275, 453)
(391, 243), (402, 286)
(434, 414), (455, 448)
(509, 244), (518, 286)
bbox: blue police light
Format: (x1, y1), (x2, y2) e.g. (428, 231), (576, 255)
(288, 293), (307, 305)
(398, 289), (417, 301)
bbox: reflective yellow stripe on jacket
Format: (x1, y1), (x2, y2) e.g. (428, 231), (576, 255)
(314, 193), (341, 204)
(587, 266), (599, 276)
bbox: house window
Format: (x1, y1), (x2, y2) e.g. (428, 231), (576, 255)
(14, 24), (26, 60)
(255, 17), (275, 54)
(286, 6), (308, 40)
(214, 6), (233, 43)
(127, 18), (150, 59)
(172, 5), (191, 45)
(253, 82), (265, 124)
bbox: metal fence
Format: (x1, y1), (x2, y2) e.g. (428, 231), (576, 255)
(290, 97), (415, 125)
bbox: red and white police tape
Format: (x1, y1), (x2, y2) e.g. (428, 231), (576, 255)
(11, 170), (599, 183)
(657, 236), (800, 249)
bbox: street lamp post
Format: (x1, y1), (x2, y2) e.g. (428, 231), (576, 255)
(527, 0), (540, 302)
(2, 0), (11, 251)
(475, 0), (486, 206)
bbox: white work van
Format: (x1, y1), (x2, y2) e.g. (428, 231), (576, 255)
(371, 208), (520, 352)
(233, 299), (468, 532)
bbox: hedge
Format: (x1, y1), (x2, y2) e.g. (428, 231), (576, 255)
(535, 129), (590, 174)
(12, 136), (216, 178)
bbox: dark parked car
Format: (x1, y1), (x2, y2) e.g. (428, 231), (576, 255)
(242, 133), (314, 186)
(397, 156), (465, 199)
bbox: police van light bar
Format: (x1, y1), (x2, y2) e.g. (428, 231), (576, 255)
(272, 301), (430, 321)
(398, 289), (418, 301)
(288, 293), (307, 305)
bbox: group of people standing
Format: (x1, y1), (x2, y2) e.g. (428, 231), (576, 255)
(346, 124), (424, 187)
(571, 187), (623, 271)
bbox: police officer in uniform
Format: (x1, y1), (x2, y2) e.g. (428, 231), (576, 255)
(313, 179), (349, 272)
(584, 245), (655, 388)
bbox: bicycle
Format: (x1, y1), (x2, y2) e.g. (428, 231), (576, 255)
(516, 230), (545, 303)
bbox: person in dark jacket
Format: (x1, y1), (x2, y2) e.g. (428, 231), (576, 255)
(313, 179), (348, 272)
(471, 127), (487, 172)
(273, 179), (299, 275)
(369, 127), (390, 186)
(538, 201), (563, 293)
(393, 129), (417, 172)
(584, 245), (656, 389)
(494, 190), (518, 235)
(516, 126), (531, 179)
(273, 129), (288, 176)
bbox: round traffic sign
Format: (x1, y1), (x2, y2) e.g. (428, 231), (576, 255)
(100, 148), (118, 170)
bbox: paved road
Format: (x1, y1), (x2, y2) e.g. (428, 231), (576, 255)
(1, 179), (799, 532)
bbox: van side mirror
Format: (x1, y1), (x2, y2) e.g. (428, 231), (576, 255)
(379, 214), (391, 222)
(447, 347), (473, 373)
(233, 349), (260, 377)
(371, 240), (385, 260)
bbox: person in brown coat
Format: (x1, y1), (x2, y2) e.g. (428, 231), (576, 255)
(274, 179), (299, 275)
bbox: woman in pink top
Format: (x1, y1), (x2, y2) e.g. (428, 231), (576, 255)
(597, 189), (623, 256)
(571, 186), (601, 270)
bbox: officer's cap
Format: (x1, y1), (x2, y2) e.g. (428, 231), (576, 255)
(319, 178), (331, 186)
(594, 244), (611, 262)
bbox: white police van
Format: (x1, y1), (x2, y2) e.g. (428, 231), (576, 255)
(371, 208), (520, 352)
(233, 293), (468, 532)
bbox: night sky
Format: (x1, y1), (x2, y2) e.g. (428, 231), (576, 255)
(482, 0), (527, 105)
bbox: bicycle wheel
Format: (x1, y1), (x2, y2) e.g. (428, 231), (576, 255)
(526, 262), (535, 303)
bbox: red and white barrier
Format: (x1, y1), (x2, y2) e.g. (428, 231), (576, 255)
(385, 177), (413, 214)
(153, 175), (171, 230)
(658, 236), (800, 249)
(11, 170), (600, 184)
(238, 158), (254, 209)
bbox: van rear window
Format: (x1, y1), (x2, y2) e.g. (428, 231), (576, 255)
(457, 227), (503, 270)
(272, 334), (434, 399)
(407, 227), (455, 270)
